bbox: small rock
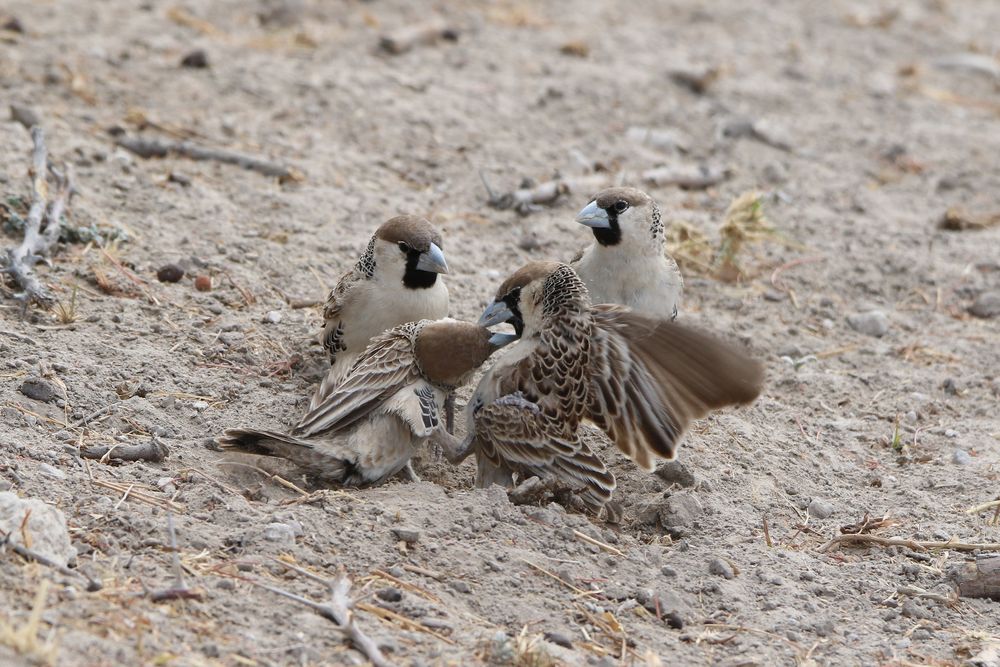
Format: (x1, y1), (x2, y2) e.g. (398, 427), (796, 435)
(10, 104), (40, 128)
(38, 463), (65, 480)
(219, 331), (245, 348)
(708, 558), (735, 579)
(951, 449), (972, 465)
(180, 49), (209, 68)
(941, 378), (962, 396)
(19, 377), (58, 402)
(543, 632), (573, 648)
(660, 492), (704, 529)
(262, 522), (297, 544)
(194, 275), (212, 291)
(807, 497), (834, 519)
(376, 587), (402, 602)
(969, 292), (1000, 319)
(264, 310), (283, 324)
(0, 492), (76, 566)
(945, 429), (959, 438)
(847, 310), (890, 337)
(191, 401), (209, 411)
(654, 461), (697, 487)
(2, 16), (25, 33)
(449, 580), (471, 594)
(156, 264), (185, 283)
(168, 171), (192, 186)
(391, 526), (420, 543)
(661, 566), (677, 577)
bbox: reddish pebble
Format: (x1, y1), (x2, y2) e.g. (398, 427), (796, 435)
(194, 275), (212, 291)
(156, 264), (185, 283)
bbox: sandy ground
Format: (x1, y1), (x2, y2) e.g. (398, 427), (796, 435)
(2, 0), (1000, 665)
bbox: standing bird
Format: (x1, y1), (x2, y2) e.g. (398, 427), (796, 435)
(220, 319), (513, 486)
(442, 261), (762, 514)
(571, 187), (683, 320)
(315, 215), (450, 411)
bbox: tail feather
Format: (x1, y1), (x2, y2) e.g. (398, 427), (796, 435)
(218, 428), (351, 483)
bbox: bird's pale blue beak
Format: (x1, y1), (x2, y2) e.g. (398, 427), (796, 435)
(415, 242), (449, 274)
(479, 299), (514, 327)
(488, 332), (518, 348)
(575, 201), (611, 229)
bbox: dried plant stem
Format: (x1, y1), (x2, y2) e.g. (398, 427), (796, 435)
(116, 135), (303, 181)
(820, 534), (1000, 553)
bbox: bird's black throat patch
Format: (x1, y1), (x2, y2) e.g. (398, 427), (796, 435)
(504, 287), (525, 338)
(402, 249), (439, 289)
(592, 207), (622, 246)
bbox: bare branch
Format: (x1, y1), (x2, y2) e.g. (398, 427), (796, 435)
(115, 135), (303, 182)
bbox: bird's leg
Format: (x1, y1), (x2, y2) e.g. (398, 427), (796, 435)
(429, 428), (475, 464)
(444, 392), (456, 434)
(401, 462), (421, 482)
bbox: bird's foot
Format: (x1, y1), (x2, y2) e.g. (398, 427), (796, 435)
(495, 391), (539, 413)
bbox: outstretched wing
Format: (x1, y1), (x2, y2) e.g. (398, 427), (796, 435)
(475, 393), (615, 511)
(295, 324), (423, 437)
(587, 305), (764, 469)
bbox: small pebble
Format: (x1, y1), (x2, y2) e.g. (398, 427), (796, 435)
(19, 377), (58, 403)
(156, 264), (185, 283)
(951, 449), (972, 465)
(264, 310), (283, 324)
(708, 558), (735, 579)
(449, 580), (471, 594)
(180, 49), (209, 68)
(847, 310), (890, 337)
(807, 497), (834, 519)
(376, 587), (402, 603)
(262, 522), (297, 544)
(655, 460), (697, 487)
(39, 463), (66, 480)
(945, 429), (959, 438)
(968, 291), (1000, 319)
(391, 526), (420, 543)
(194, 275), (212, 291)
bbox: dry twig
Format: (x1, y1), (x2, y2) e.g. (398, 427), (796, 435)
(115, 135), (303, 182)
(379, 19), (458, 54)
(1, 530), (101, 591)
(81, 439), (169, 464)
(820, 534), (1000, 553)
(149, 512), (203, 602)
(2, 127), (75, 305)
(481, 172), (612, 215)
(256, 560), (394, 667)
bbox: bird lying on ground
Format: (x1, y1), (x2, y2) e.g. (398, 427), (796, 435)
(220, 319), (513, 486)
(571, 186), (683, 321)
(434, 261), (763, 517)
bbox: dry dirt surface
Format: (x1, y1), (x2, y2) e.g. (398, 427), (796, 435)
(2, 0), (1000, 665)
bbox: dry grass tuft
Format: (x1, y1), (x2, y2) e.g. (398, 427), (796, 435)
(0, 580), (59, 665)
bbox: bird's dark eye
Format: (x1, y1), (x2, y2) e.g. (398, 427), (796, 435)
(614, 201), (629, 214)
(397, 242), (410, 253)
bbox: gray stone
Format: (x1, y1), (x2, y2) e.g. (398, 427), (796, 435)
(952, 449), (972, 465)
(807, 497), (834, 519)
(969, 292), (1000, 319)
(0, 492), (76, 566)
(654, 461), (697, 487)
(708, 558), (735, 579)
(264, 310), (283, 324)
(39, 463), (66, 480)
(449, 580), (472, 594)
(847, 310), (890, 337)
(262, 522), (297, 544)
(219, 331), (245, 347)
(391, 526), (420, 543)
(19, 377), (59, 402)
(659, 492), (704, 528)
